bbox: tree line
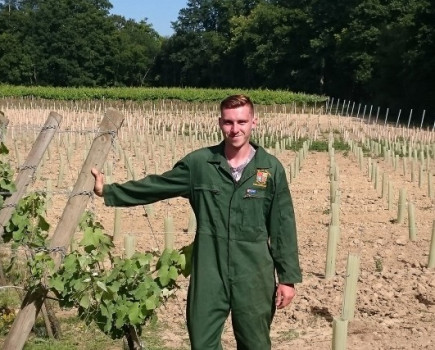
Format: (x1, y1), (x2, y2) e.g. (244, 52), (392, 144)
(0, 0), (434, 122)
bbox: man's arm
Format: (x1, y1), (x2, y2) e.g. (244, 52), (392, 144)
(90, 158), (192, 207)
(268, 164), (302, 308)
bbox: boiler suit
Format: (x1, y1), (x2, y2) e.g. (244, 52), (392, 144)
(103, 142), (302, 350)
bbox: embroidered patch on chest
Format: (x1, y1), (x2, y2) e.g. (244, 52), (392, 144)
(253, 169), (270, 188)
(246, 188), (257, 196)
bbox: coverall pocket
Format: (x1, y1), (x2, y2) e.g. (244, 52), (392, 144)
(240, 193), (269, 241)
(193, 185), (222, 236)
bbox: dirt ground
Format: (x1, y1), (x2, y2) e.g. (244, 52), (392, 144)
(1, 101), (435, 349)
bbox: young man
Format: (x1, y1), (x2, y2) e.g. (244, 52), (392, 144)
(92, 94), (302, 350)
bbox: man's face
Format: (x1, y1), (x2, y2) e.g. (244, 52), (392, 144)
(219, 105), (256, 150)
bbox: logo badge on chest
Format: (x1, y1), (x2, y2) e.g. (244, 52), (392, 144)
(253, 169), (270, 188)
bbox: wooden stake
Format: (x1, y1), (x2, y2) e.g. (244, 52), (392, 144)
(0, 112), (62, 235)
(3, 109), (124, 350)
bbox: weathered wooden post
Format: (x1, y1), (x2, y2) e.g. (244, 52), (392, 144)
(0, 112), (62, 236)
(2, 108), (124, 350)
(0, 112), (62, 287)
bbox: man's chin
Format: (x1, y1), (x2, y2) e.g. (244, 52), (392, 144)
(225, 141), (244, 149)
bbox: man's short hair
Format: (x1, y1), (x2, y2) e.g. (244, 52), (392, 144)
(220, 94), (254, 116)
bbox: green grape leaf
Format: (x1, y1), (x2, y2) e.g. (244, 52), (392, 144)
(96, 281), (108, 292)
(145, 296), (157, 310)
(168, 266), (179, 281)
(79, 294), (90, 309)
(48, 277), (64, 292)
(128, 304), (142, 324)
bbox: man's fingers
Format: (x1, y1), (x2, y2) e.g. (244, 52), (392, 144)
(91, 168), (104, 197)
(91, 167), (100, 177)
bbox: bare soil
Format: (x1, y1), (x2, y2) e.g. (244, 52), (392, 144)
(1, 101), (434, 349)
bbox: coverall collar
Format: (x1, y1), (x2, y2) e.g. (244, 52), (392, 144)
(207, 142), (272, 183)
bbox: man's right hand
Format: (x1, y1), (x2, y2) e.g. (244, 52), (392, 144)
(91, 168), (104, 197)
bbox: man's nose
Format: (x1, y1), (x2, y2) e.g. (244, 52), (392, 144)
(231, 124), (240, 134)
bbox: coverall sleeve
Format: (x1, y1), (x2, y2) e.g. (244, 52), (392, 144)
(268, 167), (302, 284)
(103, 158), (191, 207)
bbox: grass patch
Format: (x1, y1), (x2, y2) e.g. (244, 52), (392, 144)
(0, 313), (189, 350)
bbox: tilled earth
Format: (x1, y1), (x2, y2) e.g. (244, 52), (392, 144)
(1, 103), (434, 349)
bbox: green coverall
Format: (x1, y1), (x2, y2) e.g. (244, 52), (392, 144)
(103, 142), (302, 350)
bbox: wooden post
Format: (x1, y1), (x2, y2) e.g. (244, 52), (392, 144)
(0, 113), (61, 287)
(2, 108), (124, 350)
(0, 112), (62, 236)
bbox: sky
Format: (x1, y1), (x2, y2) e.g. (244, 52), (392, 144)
(109, 0), (188, 37)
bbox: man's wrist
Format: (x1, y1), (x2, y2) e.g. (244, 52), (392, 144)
(279, 283), (295, 288)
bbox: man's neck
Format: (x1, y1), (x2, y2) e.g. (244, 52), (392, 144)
(225, 143), (254, 168)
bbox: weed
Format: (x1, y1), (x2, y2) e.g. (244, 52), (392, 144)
(279, 328), (300, 341)
(310, 140), (328, 152)
(374, 257), (383, 272)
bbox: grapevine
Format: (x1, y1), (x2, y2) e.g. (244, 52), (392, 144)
(49, 211), (192, 340)
(1, 135), (192, 347)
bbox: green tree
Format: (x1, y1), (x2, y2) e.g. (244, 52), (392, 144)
(333, 0), (389, 100)
(0, 1), (35, 84)
(111, 16), (162, 86)
(155, 0), (263, 87)
(0, 0), (117, 86)
(228, 2), (313, 89)
(27, 0), (115, 86)
(372, 0), (435, 115)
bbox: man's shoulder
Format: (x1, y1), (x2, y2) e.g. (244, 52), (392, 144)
(185, 144), (222, 161)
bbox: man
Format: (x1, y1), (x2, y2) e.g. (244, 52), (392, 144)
(92, 94), (302, 350)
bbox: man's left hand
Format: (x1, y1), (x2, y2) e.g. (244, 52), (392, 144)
(275, 283), (296, 309)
